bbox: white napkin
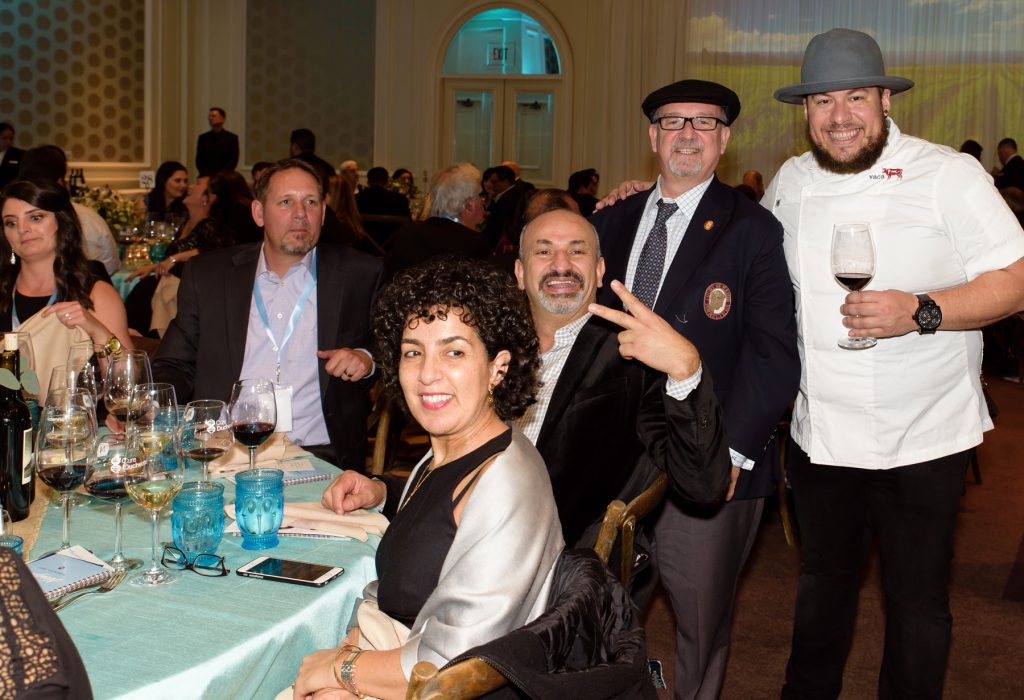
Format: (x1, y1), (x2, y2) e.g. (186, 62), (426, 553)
(224, 502), (389, 542)
(207, 432), (312, 478)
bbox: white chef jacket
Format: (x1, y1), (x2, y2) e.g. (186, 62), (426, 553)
(764, 120), (1024, 469)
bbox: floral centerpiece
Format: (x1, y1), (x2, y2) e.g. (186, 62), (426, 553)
(74, 186), (140, 232)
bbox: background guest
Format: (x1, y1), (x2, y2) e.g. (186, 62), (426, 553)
(195, 106), (239, 177)
(289, 128), (335, 194)
(355, 166), (412, 218)
(143, 160), (188, 222)
(0, 121), (24, 189)
(568, 168), (600, 216)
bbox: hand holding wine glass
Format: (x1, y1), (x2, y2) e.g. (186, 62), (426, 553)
(180, 400), (232, 481)
(831, 222), (878, 350)
(228, 379), (277, 471)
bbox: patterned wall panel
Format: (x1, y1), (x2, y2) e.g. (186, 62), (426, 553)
(245, 0), (375, 168)
(0, 0), (145, 162)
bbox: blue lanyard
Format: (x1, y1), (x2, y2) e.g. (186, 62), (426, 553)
(252, 249), (317, 383)
(11, 289), (57, 329)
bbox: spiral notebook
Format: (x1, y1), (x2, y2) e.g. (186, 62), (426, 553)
(28, 545), (114, 601)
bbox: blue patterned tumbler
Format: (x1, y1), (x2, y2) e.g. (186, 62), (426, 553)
(234, 468), (284, 550)
(171, 481), (225, 562)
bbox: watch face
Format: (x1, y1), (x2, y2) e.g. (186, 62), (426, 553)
(917, 304), (941, 330)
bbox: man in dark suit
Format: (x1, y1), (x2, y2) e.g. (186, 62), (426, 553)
(568, 168), (600, 216)
(994, 137), (1024, 191)
(515, 209), (731, 557)
(195, 107), (239, 177)
(355, 166), (412, 218)
(0, 122), (24, 189)
(384, 162), (490, 279)
(289, 128), (336, 195)
(153, 159), (382, 469)
(591, 80), (799, 699)
(483, 165), (531, 249)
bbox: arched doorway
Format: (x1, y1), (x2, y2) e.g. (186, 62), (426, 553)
(439, 6), (570, 187)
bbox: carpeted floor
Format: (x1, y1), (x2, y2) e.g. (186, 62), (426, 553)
(644, 377), (1024, 699)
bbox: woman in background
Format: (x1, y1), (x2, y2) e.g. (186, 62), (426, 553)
(142, 161), (188, 222)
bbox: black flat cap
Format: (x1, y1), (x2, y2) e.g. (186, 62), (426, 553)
(642, 79), (741, 125)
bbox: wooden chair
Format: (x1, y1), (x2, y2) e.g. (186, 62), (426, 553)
(776, 419), (798, 547)
(593, 472), (669, 589)
(406, 658), (507, 700)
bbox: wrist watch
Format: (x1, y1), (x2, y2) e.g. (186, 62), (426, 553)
(912, 294), (942, 334)
(96, 334), (123, 358)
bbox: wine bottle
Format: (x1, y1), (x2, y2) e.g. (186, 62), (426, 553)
(0, 333), (34, 521)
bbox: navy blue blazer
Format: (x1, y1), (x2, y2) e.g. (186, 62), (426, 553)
(590, 178), (799, 500)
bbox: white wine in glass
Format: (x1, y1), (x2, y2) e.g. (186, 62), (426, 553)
(831, 222), (878, 350)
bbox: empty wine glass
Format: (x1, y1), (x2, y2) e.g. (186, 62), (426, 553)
(66, 341), (103, 402)
(35, 395), (96, 549)
(123, 429), (184, 587)
(84, 433), (143, 571)
(831, 222), (878, 351)
(180, 400), (232, 481)
(128, 383), (179, 463)
(104, 350), (153, 432)
(228, 379), (277, 472)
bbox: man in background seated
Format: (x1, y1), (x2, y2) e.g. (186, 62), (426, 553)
(153, 158), (382, 468)
(339, 159), (362, 193)
(741, 169), (764, 201)
(0, 121), (24, 189)
(288, 128), (335, 194)
(195, 107), (239, 178)
(994, 137), (1024, 191)
(568, 168), (600, 216)
(354, 166), (412, 218)
(384, 162), (490, 279)
(18, 145), (120, 277)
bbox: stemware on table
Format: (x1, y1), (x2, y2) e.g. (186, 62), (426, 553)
(84, 433), (143, 571)
(831, 222), (878, 351)
(180, 400), (232, 481)
(35, 390), (97, 550)
(123, 384), (184, 587)
(228, 379), (277, 472)
(103, 350), (153, 431)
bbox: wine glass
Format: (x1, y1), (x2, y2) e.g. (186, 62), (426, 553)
(84, 433), (143, 571)
(67, 341), (103, 402)
(42, 386), (97, 509)
(180, 400), (232, 481)
(128, 383), (179, 463)
(831, 222), (878, 350)
(35, 395), (96, 549)
(228, 379), (277, 471)
(123, 429), (184, 587)
(104, 350), (153, 431)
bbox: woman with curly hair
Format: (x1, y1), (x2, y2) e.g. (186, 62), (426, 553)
(293, 258), (564, 700)
(1, 179), (131, 349)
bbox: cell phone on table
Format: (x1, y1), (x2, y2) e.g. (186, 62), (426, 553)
(236, 557), (344, 587)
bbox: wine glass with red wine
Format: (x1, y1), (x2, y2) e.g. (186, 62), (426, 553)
(831, 222), (877, 350)
(181, 399), (232, 481)
(35, 396), (96, 549)
(228, 379), (277, 471)
(85, 433), (143, 570)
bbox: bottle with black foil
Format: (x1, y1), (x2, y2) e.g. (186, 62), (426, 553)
(1, 333), (34, 521)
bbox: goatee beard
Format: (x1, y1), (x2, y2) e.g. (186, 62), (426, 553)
(809, 119), (889, 174)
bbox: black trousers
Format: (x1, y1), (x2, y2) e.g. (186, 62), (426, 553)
(782, 440), (969, 700)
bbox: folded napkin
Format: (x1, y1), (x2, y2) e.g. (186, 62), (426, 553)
(207, 432), (312, 478)
(225, 502), (389, 542)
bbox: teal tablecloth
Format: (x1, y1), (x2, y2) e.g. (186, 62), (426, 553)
(110, 269), (142, 300)
(31, 459), (379, 699)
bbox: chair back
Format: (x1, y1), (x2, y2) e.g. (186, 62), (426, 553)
(593, 472), (668, 588)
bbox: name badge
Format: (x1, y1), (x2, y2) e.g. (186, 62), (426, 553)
(274, 384), (293, 433)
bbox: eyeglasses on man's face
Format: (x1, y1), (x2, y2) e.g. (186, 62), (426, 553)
(654, 115), (725, 131)
(161, 546), (229, 576)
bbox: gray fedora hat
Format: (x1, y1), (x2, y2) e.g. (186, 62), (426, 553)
(774, 28), (913, 104)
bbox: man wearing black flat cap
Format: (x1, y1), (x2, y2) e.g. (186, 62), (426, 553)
(591, 79), (799, 699)
(764, 28), (1024, 699)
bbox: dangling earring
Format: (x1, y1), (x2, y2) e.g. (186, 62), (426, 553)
(487, 384), (494, 407)
(8, 251), (14, 265)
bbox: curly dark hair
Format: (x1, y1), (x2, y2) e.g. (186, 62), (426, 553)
(0, 179), (96, 317)
(374, 257), (540, 421)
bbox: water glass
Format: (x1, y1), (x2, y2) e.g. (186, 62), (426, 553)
(172, 482), (225, 563)
(234, 468), (284, 550)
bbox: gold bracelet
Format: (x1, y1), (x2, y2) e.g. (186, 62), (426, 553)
(333, 645), (366, 698)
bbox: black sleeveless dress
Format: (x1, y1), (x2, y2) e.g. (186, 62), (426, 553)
(375, 429), (512, 627)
